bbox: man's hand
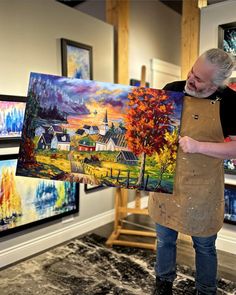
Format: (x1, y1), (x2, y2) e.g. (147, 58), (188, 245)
(179, 136), (200, 153)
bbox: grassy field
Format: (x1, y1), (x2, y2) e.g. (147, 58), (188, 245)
(34, 149), (174, 192)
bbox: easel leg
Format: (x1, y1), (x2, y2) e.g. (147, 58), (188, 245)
(106, 188), (156, 250)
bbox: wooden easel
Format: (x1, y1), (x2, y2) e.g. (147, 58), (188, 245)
(106, 66), (156, 250)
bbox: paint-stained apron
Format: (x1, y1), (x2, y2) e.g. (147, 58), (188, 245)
(148, 96), (225, 237)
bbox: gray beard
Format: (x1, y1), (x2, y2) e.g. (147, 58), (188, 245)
(184, 84), (215, 98)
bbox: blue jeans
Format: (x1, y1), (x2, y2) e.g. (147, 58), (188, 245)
(156, 224), (217, 294)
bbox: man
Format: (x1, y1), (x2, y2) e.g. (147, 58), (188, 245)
(148, 48), (236, 295)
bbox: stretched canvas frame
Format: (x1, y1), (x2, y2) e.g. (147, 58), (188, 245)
(0, 154), (79, 237)
(84, 184), (107, 194)
(0, 94), (27, 143)
(218, 22), (236, 56)
(224, 183), (236, 225)
(16, 72), (184, 193)
(61, 38), (93, 79)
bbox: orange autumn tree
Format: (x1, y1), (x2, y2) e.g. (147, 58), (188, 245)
(125, 87), (175, 189)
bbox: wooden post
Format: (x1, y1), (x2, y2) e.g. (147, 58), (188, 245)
(181, 0), (200, 79)
(106, 66), (156, 250)
(179, 0), (200, 244)
(106, 0), (129, 85)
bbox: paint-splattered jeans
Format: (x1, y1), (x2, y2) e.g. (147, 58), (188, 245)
(155, 224), (217, 294)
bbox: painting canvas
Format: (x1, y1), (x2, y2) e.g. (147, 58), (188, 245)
(228, 77), (236, 92)
(218, 22), (236, 56)
(61, 38), (93, 79)
(224, 184), (236, 225)
(224, 159), (236, 175)
(0, 154), (79, 236)
(224, 137), (236, 175)
(130, 79), (150, 88)
(16, 72), (184, 193)
(0, 95), (26, 143)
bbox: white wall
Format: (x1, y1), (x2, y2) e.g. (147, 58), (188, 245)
(76, 0), (181, 85)
(129, 0), (181, 84)
(200, 0), (236, 254)
(0, 0), (116, 267)
(0, 0), (114, 96)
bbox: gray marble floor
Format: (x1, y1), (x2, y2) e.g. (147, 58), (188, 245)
(0, 234), (235, 295)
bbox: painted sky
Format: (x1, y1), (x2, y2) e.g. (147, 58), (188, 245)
(0, 101), (26, 112)
(28, 73), (184, 123)
(0, 159), (13, 170)
(29, 73), (133, 118)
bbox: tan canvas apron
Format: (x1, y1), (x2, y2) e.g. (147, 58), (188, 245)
(148, 96), (225, 237)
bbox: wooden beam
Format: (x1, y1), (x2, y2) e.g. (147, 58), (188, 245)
(106, 0), (129, 85)
(198, 0), (207, 9)
(180, 0), (200, 243)
(181, 0), (200, 79)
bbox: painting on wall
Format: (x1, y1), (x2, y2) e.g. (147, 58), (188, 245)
(16, 72), (184, 193)
(0, 95), (26, 143)
(224, 158), (236, 175)
(0, 154), (79, 237)
(224, 137), (236, 175)
(61, 38), (93, 79)
(84, 184), (107, 194)
(130, 79), (150, 88)
(218, 22), (236, 56)
(228, 77), (236, 92)
(224, 184), (236, 225)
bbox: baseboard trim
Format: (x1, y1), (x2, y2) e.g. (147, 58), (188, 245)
(0, 196), (149, 269)
(217, 231), (236, 255)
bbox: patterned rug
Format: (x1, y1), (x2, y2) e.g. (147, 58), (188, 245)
(0, 234), (235, 295)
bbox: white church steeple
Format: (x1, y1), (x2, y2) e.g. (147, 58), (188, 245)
(99, 110), (109, 135)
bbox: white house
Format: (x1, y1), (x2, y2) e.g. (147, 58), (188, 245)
(51, 133), (70, 151)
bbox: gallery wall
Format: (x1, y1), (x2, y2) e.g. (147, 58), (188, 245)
(0, 0), (117, 267)
(76, 0), (181, 84)
(200, 0), (236, 254)
(129, 0), (181, 84)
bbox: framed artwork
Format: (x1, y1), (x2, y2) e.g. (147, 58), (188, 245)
(0, 154), (79, 237)
(84, 184), (107, 194)
(224, 158), (236, 175)
(130, 79), (150, 88)
(228, 77), (236, 91)
(0, 95), (26, 143)
(224, 183), (236, 225)
(16, 72), (184, 193)
(218, 22), (236, 56)
(61, 38), (93, 79)
(224, 137), (236, 175)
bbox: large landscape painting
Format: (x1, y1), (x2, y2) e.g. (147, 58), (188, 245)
(16, 73), (184, 193)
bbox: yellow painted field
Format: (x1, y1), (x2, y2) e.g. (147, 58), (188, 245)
(36, 155), (71, 172)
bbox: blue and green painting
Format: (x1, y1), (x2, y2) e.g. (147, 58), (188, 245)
(0, 100), (25, 139)
(0, 157), (78, 235)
